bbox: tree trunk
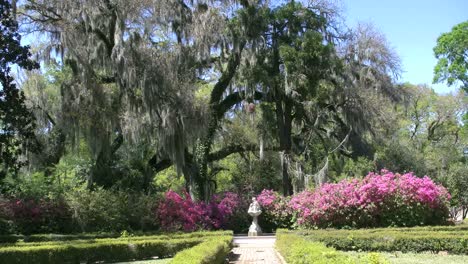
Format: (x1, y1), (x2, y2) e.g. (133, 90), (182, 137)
(276, 98), (294, 196)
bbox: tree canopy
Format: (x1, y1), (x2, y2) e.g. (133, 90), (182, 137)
(0, 0), (39, 176)
(0, 0), (465, 206)
(433, 20), (468, 92)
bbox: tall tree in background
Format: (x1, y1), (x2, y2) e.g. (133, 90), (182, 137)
(0, 0), (39, 177)
(20, 0), (405, 198)
(21, 0), (267, 200)
(433, 20), (468, 92)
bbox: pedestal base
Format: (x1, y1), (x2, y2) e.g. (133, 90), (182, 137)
(248, 230), (262, 237)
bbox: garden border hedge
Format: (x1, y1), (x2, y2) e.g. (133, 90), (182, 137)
(275, 231), (387, 263)
(171, 235), (233, 264)
(0, 237), (203, 264)
(0, 231), (233, 264)
(0, 230), (232, 245)
(277, 226), (468, 254)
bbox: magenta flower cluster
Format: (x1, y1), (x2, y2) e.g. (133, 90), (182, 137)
(156, 190), (240, 231)
(0, 198), (71, 234)
(289, 170), (451, 228)
(256, 189), (293, 229)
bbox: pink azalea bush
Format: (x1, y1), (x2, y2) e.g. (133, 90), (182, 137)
(289, 170), (451, 228)
(256, 189), (294, 230)
(0, 197), (72, 234)
(156, 190), (241, 231)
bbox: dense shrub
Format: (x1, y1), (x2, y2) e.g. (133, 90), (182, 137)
(222, 194), (251, 234)
(284, 227), (468, 254)
(276, 231), (388, 264)
(156, 190), (241, 231)
(171, 235), (233, 264)
(256, 189), (294, 231)
(0, 197), (72, 234)
(289, 170), (450, 228)
(66, 187), (158, 232)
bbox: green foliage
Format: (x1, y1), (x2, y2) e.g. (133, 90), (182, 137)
(281, 225), (468, 254)
(336, 157), (375, 179)
(0, 237), (203, 264)
(276, 231), (388, 264)
(375, 142), (426, 175)
(0, 230), (232, 245)
(433, 21), (468, 92)
(153, 166), (185, 193)
(444, 162), (468, 208)
(65, 186), (158, 232)
(0, 0), (40, 174)
(0, 172), (65, 199)
(171, 235), (232, 264)
(0, 231), (232, 264)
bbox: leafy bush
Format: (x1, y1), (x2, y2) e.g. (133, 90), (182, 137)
(156, 190), (240, 231)
(0, 197), (72, 234)
(171, 235), (233, 264)
(276, 231), (388, 264)
(66, 187), (158, 232)
(256, 189), (294, 231)
(282, 227), (468, 254)
(289, 170), (450, 228)
(222, 194), (251, 234)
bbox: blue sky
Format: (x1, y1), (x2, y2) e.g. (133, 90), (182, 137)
(342, 0), (467, 94)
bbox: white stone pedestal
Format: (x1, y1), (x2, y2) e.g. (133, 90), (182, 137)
(248, 213), (262, 236)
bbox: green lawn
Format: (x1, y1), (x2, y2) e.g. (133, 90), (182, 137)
(115, 258), (172, 264)
(345, 251), (468, 264)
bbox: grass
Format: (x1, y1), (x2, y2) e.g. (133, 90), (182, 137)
(116, 258), (172, 264)
(344, 251), (468, 264)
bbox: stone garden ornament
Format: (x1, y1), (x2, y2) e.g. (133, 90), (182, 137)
(248, 197), (262, 236)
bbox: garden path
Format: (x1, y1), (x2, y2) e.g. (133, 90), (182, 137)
(229, 235), (284, 264)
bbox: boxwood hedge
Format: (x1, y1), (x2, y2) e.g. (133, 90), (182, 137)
(278, 226), (468, 254)
(171, 235), (233, 264)
(0, 231), (233, 264)
(276, 231), (388, 264)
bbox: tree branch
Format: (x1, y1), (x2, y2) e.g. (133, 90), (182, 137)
(216, 90), (269, 118)
(208, 144), (280, 162)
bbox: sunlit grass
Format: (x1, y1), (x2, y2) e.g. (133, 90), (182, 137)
(115, 258), (172, 264)
(344, 251), (468, 264)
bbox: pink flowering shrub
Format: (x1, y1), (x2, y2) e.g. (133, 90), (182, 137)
(256, 189), (294, 231)
(289, 170), (451, 228)
(156, 190), (241, 231)
(0, 197), (72, 234)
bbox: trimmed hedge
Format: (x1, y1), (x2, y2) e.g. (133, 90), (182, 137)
(0, 231), (234, 264)
(278, 226), (468, 254)
(0, 233), (122, 244)
(276, 232), (388, 264)
(0, 237), (203, 264)
(0, 230), (232, 246)
(171, 235), (233, 264)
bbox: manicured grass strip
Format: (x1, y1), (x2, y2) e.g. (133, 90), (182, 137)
(275, 232), (388, 264)
(277, 227), (468, 254)
(0, 237), (203, 264)
(344, 251), (468, 264)
(171, 235), (233, 264)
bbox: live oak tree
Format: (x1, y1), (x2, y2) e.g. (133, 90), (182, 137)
(19, 0), (405, 200)
(21, 0), (269, 200)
